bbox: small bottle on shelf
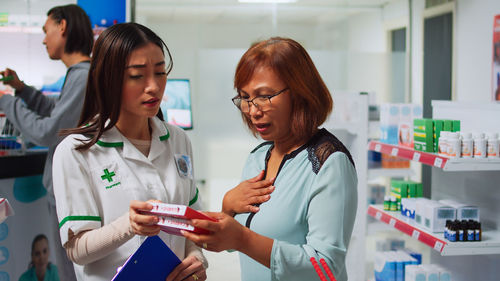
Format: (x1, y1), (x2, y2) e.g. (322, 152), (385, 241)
(448, 132), (461, 158)
(383, 196), (390, 210)
(467, 220), (475, 241)
(473, 132), (487, 158)
(487, 132), (499, 158)
(476, 221), (482, 241)
(438, 131), (449, 156)
(461, 132), (473, 158)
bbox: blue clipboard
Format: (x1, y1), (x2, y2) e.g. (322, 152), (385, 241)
(111, 235), (181, 281)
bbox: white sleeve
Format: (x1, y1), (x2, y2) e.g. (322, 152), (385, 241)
(53, 137), (102, 246)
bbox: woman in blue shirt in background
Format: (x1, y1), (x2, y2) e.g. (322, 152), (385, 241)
(182, 37), (358, 281)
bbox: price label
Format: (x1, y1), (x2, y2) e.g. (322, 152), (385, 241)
(412, 230), (420, 239)
(389, 218), (396, 227)
(375, 212), (382, 220)
(375, 144), (381, 152)
(413, 152), (421, 162)
(434, 241), (444, 251)
(391, 148), (399, 156)
(434, 157), (443, 168)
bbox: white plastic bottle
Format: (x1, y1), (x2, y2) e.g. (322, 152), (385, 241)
(487, 132), (499, 158)
(438, 131), (449, 156)
(447, 132), (461, 158)
(473, 132), (487, 158)
(461, 132), (473, 158)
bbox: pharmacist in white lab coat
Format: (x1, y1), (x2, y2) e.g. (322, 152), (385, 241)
(52, 23), (207, 281)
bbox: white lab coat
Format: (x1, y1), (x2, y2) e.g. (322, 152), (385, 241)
(52, 117), (200, 281)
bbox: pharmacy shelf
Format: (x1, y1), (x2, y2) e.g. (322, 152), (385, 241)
(368, 167), (414, 179)
(368, 141), (500, 171)
(367, 205), (500, 256)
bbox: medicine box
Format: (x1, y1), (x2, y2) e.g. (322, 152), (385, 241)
(433, 120), (444, 153)
(438, 199), (480, 221)
(415, 198), (431, 227)
(380, 103), (400, 145)
(422, 200), (456, 232)
(398, 104), (412, 148)
(401, 198), (416, 219)
(404, 265), (426, 281)
(414, 119), (434, 152)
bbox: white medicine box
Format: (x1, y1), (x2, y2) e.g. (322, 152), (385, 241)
(439, 199), (480, 222)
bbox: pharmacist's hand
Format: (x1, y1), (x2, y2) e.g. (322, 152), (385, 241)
(0, 68), (24, 91)
(166, 255), (207, 281)
(129, 200), (161, 236)
(222, 171), (275, 216)
(182, 212), (245, 253)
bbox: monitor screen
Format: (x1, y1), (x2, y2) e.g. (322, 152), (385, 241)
(160, 79), (193, 130)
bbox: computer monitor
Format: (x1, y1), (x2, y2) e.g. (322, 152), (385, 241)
(160, 79), (193, 130)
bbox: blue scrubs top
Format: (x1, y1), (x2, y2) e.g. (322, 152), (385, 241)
(235, 129), (358, 281)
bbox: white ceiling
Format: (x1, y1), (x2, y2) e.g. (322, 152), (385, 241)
(136, 0), (394, 25)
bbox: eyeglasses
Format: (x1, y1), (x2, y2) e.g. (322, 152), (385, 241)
(232, 88), (289, 113)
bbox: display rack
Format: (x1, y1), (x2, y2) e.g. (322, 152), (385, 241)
(366, 102), (500, 281)
(367, 205), (500, 256)
(368, 141), (500, 171)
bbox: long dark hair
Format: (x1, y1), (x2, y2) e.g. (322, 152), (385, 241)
(61, 23), (173, 150)
(47, 4), (93, 56)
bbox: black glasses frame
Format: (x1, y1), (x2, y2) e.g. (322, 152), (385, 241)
(232, 88), (289, 112)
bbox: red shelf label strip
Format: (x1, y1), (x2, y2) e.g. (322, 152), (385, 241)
(367, 206), (447, 253)
(368, 141), (448, 169)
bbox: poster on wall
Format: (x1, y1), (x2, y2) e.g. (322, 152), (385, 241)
(493, 14), (500, 101)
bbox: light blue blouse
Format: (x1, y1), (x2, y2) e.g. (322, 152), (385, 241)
(235, 129), (358, 281)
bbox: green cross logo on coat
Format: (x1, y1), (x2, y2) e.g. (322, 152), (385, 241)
(101, 169), (116, 183)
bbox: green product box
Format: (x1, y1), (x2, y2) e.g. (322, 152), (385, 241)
(391, 180), (409, 201)
(407, 181), (423, 197)
(408, 182), (417, 197)
(416, 183), (423, 197)
(414, 119), (434, 152)
(452, 120), (461, 132)
(433, 120), (444, 153)
(443, 120), (453, 131)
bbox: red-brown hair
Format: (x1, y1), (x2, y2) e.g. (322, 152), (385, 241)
(234, 37), (333, 142)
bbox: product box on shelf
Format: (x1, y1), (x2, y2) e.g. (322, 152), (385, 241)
(374, 251), (418, 281)
(438, 199), (480, 221)
(408, 182), (423, 198)
(380, 103), (400, 145)
(433, 120), (444, 153)
(416, 199), (456, 233)
(398, 104), (412, 148)
(414, 119), (434, 152)
(401, 198), (417, 219)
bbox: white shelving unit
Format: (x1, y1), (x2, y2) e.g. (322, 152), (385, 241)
(368, 205), (500, 256)
(368, 140), (500, 171)
(367, 101), (500, 281)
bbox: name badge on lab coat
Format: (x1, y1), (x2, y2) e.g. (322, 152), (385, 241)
(174, 154), (193, 179)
